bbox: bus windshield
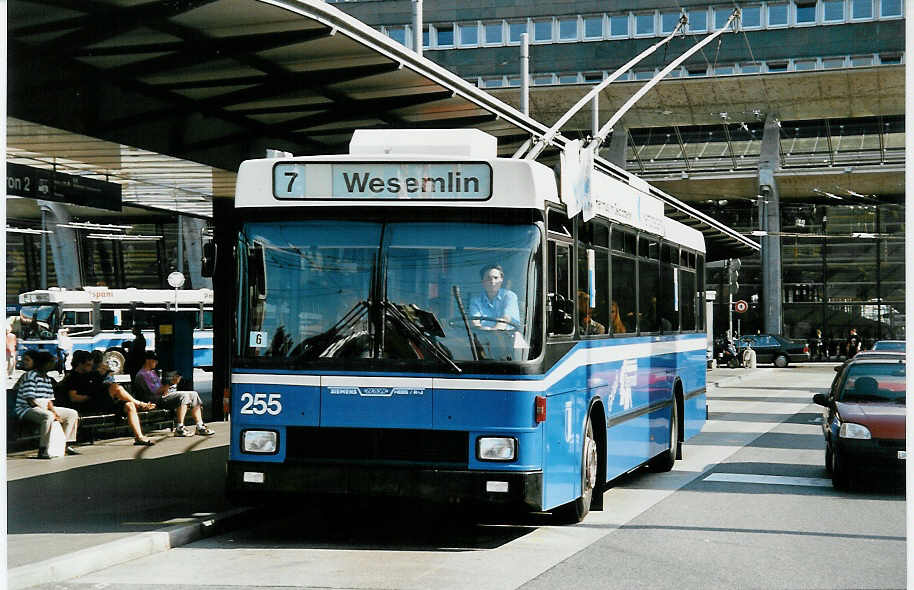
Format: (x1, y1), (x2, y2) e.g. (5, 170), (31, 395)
(19, 304), (60, 340)
(237, 220), (542, 368)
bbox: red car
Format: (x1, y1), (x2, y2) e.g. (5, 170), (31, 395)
(813, 355), (906, 489)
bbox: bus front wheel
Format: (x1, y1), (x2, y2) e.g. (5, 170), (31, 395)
(554, 416), (597, 523)
(103, 349), (127, 374)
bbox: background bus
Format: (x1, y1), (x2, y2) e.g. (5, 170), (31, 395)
(217, 129), (707, 521)
(17, 286), (214, 372)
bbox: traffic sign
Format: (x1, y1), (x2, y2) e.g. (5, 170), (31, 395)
(734, 299), (749, 313)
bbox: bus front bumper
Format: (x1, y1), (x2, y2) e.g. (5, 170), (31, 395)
(226, 460), (543, 511)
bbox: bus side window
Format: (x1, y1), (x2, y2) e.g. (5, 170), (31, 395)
(547, 240), (573, 335)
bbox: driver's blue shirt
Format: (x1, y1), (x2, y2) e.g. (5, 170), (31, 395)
(469, 289), (520, 327)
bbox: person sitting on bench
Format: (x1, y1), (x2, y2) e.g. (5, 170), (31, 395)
(14, 350), (80, 458)
(90, 350), (159, 446)
(134, 351), (214, 437)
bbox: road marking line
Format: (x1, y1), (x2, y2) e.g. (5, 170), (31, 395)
(704, 473), (832, 487)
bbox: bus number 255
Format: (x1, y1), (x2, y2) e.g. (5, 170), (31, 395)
(239, 392), (282, 415)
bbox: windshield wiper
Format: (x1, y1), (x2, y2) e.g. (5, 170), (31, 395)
(384, 301), (461, 373)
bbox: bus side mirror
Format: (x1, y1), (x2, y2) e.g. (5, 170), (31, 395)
(201, 240), (216, 277)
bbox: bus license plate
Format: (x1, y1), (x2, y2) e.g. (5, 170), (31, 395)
(898, 451), (906, 460)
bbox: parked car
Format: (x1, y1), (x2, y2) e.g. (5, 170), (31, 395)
(871, 340), (905, 352)
(736, 334), (809, 367)
(813, 356), (906, 489)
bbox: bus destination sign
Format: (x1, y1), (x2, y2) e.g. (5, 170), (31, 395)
(273, 162), (492, 200)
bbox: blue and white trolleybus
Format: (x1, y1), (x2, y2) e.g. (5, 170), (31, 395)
(219, 129), (707, 521)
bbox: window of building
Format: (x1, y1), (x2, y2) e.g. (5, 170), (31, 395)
(583, 71), (604, 83)
(688, 8), (708, 31)
(740, 63), (762, 74)
(822, 56), (846, 68)
(767, 60), (789, 72)
(507, 77), (521, 87)
(661, 10), (682, 33)
(610, 14), (629, 37)
(559, 17), (578, 40)
(558, 73), (579, 84)
(714, 7), (732, 29)
(458, 22), (478, 46)
(482, 77), (504, 88)
(635, 13), (655, 35)
(508, 21), (527, 43)
(533, 74), (554, 85)
(435, 24), (454, 46)
(851, 54), (874, 66)
(422, 27), (430, 48)
(666, 68), (683, 78)
(768, 2), (788, 26)
(851, 0), (873, 19)
(386, 26), (408, 47)
(795, 1), (817, 24)
(714, 64), (736, 75)
(584, 15), (604, 38)
(879, 52), (902, 64)
(483, 22), (502, 44)
(794, 59), (817, 70)
(741, 5), (762, 27)
(881, 0), (902, 16)
(634, 69), (654, 80)
(824, 0), (845, 21)
(533, 19), (553, 42)
(687, 65), (707, 77)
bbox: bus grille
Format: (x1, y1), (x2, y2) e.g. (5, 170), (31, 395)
(285, 427), (469, 466)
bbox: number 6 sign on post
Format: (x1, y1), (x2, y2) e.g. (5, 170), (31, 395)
(250, 331), (267, 347)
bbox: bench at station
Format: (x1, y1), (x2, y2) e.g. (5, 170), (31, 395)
(6, 376), (176, 450)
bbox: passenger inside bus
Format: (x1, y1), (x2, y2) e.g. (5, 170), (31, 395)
(577, 291), (605, 335)
(611, 300), (627, 334)
(469, 264), (520, 330)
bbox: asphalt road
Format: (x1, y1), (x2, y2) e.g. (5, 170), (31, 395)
(32, 364), (906, 590)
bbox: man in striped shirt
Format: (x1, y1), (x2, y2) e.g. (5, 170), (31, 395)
(14, 350), (80, 458)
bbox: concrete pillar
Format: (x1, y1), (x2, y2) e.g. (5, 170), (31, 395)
(181, 217), (212, 289)
(758, 115), (783, 335)
(38, 200), (81, 288)
(606, 126), (628, 167)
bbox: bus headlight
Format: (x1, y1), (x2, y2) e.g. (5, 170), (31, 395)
(477, 437), (516, 461)
(242, 430), (278, 453)
(839, 422), (871, 440)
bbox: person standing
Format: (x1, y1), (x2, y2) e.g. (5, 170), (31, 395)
(6, 320), (17, 374)
(846, 328), (861, 359)
(56, 327), (72, 373)
(13, 350), (80, 458)
(125, 323), (146, 381)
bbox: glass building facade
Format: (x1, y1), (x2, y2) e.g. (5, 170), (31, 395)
(704, 201), (905, 352)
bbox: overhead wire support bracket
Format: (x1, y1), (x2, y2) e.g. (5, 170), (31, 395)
(588, 9), (740, 154)
(519, 15), (688, 161)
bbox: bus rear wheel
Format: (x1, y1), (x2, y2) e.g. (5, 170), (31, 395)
(554, 416), (598, 523)
(103, 349), (126, 374)
(648, 396), (678, 473)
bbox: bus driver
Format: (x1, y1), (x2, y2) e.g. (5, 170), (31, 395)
(469, 264), (519, 330)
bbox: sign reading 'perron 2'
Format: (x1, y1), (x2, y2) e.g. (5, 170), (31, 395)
(272, 162), (492, 200)
(7, 162), (122, 211)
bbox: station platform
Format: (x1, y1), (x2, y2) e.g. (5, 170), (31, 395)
(6, 420), (253, 590)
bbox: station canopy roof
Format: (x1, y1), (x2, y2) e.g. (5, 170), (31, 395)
(9, 0), (758, 258)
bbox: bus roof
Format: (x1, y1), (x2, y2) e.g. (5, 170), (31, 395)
(235, 129), (703, 252)
(20, 287), (214, 306)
